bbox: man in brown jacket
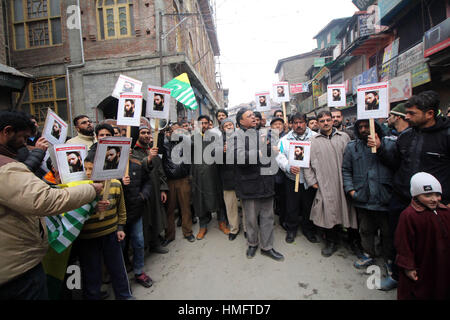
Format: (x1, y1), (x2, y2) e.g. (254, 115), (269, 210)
(0, 111), (103, 300)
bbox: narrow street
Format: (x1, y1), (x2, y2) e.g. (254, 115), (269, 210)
(123, 217), (396, 300)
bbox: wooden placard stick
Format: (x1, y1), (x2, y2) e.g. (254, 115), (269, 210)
(153, 119), (160, 149)
(282, 102), (288, 124)
(100, 180), (111, 220)
(295, 173), (300, 193)
(369, 118), (376, 153)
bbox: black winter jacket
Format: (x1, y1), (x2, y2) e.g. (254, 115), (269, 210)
(16, 146), (46, 178)
(377, 116), (450, 205)
(162, 137), (190, 180)
(233, 128), (275, 200)
(122, 158), (152, 223)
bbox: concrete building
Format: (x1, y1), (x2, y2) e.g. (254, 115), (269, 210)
(274, 16), (350, 115)
(274, 50), (325, 114)
(4, 0), (223, 134)
(314, 17), (352, 50)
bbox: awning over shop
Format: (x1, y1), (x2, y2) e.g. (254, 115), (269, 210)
(350, 33), (392, 56)
(0, 63), (33, 91)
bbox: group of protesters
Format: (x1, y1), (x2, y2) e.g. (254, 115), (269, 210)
(0, 89), (449, 300)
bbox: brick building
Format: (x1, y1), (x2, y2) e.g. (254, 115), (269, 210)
(4, 0), (223, 134)
(0, 0), (33, 111)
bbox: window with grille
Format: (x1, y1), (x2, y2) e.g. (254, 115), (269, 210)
(21, 76), (68, 125)
(12, 0), (62, 49)
(97, 0), (134, 40)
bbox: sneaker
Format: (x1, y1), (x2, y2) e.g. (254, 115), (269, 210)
(185, 234), (195, 242)
(379, 275), (397, 291)
(135, 272), (153, 288)
(385, 260), (394, 276)
(353, 253), (375, 269)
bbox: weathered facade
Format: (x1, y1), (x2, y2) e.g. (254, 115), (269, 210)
(276, 0), (450, 120)
(5, 0), (223, 134)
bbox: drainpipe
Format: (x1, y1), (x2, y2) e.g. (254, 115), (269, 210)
(65, 0), (85, 137)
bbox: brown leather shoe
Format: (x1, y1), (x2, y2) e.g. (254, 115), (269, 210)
(218, 221), (230, 235)
(196, 228), (207, 240)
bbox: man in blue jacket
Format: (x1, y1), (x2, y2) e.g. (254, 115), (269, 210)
(368, 90), (450, 290)
(342, 119), (394, 272)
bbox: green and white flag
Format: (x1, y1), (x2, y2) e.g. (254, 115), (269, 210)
(46, 200), (96, 253)
(163, 73), (199, 110)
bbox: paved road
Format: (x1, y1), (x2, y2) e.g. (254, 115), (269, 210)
(117, 216), (396, 300)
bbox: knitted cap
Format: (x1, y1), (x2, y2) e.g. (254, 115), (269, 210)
(139, 125), (150, 132)
(410, 172), (442, 197)
(220, 118), (234, 126)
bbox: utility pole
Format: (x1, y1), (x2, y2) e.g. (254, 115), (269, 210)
(159, 11), (164, 86)
(158, 11), (201, 87)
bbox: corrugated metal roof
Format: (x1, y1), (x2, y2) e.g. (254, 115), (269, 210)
(0, 63), (33, 78)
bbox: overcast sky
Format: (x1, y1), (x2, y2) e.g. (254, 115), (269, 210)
(215, 0), (358, 108)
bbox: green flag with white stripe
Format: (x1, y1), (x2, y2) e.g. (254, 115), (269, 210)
(46, 200), (97, 254)
(163, 73), (199, 110)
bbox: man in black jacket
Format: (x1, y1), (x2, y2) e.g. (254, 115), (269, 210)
(368, 90), (450, 290)
(162, 122), (195, 243)
(234, 108), (284, 261)
(122, 155), (153, 288)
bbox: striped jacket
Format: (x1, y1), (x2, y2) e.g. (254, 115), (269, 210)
(79, 179), (127, 239)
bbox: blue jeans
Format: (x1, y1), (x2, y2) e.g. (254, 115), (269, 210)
(79, 231), (133, 300)
(125, 217), (145, 275)
(0, 263), (48, 300)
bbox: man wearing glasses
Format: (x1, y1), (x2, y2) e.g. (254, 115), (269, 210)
(67, 115), (96, 148)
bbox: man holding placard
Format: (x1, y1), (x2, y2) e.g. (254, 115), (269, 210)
(304, 111), (357, 257)
(132, 126), (169, 253)
(342, 119), (394, 271)
(276, 113), (318, 244)
(368, 90), (450, 291)
(80, 149), (135, 299)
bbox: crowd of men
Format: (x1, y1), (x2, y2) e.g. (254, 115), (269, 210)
(0, 90), (449, 300)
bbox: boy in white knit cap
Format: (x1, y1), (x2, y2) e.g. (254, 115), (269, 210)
(394, 172), (450, 300)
